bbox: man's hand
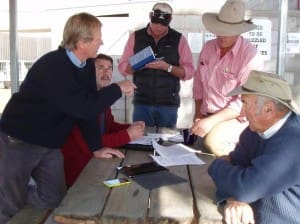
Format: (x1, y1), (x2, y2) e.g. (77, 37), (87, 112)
(127, 121), (145, 141)
(145, 59), (169, 71)
(224, 199), (255, 224)
(190, 117), (214, 137)
(117, 80), (137, 96)
(93, 147), (125, 159)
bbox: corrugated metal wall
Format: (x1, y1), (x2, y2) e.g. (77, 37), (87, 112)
(0, 32), (50, 60)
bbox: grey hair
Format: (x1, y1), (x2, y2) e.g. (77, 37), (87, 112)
(256, 95), (289, 113)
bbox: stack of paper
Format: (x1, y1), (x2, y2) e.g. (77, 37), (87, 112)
(150, 140), (205, 167)
(128, 136), (158, 145)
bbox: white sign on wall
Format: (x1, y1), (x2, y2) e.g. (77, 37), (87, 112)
(203, 18), (272, 61)
(286, 33), (300, 54)
(242, 19), (272, 61)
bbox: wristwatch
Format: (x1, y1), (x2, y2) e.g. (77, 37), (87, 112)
(167, 64), (173, 73)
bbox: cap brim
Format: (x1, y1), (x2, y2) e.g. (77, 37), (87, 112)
(202, 13), (257, 36)
(227, 87), (300, 115)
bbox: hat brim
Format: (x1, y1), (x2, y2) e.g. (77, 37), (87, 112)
(202, 13), (257, 36)
(228, 87), (300, 114)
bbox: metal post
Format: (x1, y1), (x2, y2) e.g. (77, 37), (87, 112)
(276, 0), (288, 77)
(9, 0), (19, 93)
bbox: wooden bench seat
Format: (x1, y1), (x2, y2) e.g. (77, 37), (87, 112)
(8, 205), (50, 224)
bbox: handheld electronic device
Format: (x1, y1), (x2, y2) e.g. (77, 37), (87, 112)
(118, 161), (168, 178)
(103, 178), (131, 188)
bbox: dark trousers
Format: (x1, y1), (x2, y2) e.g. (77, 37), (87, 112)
(0, 132), (66, 223)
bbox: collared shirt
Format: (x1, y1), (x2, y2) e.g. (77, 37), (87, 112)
(258, 111), (292, 139)
(66, 49), (86, 68)
(193, 36), (263, 115)
(118, 25), (195, 80)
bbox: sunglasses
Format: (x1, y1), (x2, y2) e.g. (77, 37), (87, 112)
(151, 9), (171, 20)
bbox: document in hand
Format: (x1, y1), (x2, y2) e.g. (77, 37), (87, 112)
(129, 46), (156, 70)
(150, 140), (206, 167)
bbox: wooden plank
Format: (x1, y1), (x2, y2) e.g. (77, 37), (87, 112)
(8, 205), (49, 224)
(189, 154), (223, 224)
(52, 156), (124, 224)
(148, 165), (195, 224)
(101, 150), (152, 224)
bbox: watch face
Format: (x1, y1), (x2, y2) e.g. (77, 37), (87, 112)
(168, 65), (173, 72)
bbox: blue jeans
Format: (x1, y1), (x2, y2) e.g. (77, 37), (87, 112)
(133, 104), (178, 128)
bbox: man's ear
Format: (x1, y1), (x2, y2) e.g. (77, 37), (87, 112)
(263, 102), (273, 116)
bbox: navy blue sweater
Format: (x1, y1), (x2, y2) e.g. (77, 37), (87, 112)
(209, 113), (300, 224)
(0, 47), (121, 150)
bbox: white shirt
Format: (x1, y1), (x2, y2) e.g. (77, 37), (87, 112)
(258, 111), (292, 139)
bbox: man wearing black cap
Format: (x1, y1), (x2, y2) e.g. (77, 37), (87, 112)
(119, 2), (195, 129)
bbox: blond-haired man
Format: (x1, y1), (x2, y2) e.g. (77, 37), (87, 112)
(0, 12), (135, 222)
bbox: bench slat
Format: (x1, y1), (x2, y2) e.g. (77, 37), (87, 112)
(189, 154), (223, 224)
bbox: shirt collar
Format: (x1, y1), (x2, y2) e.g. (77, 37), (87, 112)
(65, 49), (86, 68)
(258, 111), (292, 139)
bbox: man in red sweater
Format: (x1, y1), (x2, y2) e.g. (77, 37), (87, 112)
(61, 54), (145, 187)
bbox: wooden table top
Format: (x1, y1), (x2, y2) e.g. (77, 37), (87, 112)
(48, 147), (224, 224)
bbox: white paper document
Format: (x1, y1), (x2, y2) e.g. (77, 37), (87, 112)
(128, 133), (183, 145)
(128, 136), (158, 145)
(147, 133), (183, 142)
(150, 140), (205, 167)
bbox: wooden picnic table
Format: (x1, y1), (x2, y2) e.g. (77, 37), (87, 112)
(45, 142), (224, 224)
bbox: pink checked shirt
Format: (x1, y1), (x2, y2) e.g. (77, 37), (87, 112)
(118, 26), (195, 80)
(193, 36), (263, 115)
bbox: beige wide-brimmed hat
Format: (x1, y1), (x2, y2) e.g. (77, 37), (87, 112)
(228, 70), (299, 114)
(202, 0), (257, 36)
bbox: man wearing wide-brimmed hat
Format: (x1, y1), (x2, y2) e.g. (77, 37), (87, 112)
(208, 70), (300, 224)
(118, 2), (195, 129)
(191, 0), (263, 156)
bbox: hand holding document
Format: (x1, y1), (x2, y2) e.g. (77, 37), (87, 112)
(129, 46), (156, 70)
(129, 46), (167, 71)
(150, 140), (205, 167)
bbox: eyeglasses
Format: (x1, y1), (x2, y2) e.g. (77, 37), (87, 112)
(151, 9), (171, 20)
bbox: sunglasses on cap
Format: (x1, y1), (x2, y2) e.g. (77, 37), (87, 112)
(151, 9), (171, 20)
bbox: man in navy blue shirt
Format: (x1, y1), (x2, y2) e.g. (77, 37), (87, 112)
(0, 12), (136, 223)
(209, 70), (300, 224)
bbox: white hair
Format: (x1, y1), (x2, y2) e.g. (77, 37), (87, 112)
(256, 95), (289, 114)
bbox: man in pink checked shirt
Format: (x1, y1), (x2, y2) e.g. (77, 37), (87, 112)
(191, 0), (263, 156)
(118, 2), (195, 129)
